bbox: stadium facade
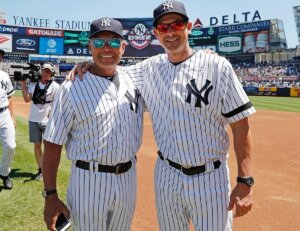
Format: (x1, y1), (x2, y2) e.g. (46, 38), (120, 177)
(0, 13), (299, 69)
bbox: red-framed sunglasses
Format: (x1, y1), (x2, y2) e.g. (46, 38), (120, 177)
(155, 21), (188, 34)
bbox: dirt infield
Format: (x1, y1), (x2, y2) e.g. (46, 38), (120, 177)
(13, 97), (300, 231)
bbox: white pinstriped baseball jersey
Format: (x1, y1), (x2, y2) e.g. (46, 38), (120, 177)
(0, 70), (16, 177)
(124, 49), (254, 231)
(44, 70), (144, 231)
(126, 50), (255, 166)
(0, 70), (14, 108)
(44, 70), (144, 165)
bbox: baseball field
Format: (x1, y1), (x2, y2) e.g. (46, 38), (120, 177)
(0, 94), (299, 231)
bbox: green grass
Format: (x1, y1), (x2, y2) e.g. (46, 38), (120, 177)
(0, 116), (70, 231)
(249, 96), (300, 113)
(13, 90), (23, 97)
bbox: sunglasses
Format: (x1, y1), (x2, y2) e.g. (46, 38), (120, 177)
(156, 21), (188, 34)
(91, 38), (122, 49)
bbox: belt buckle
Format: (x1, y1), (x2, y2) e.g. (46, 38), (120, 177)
(205, 161), (214, 173)
(180, 165), (191, 173)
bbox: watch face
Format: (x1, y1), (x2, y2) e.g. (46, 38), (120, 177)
(246, 178), (254, 186)
(237, 176), (254, 187)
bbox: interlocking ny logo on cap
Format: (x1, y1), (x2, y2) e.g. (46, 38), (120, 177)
(101, 18), (111, 27)
(162, 1), (174, 10)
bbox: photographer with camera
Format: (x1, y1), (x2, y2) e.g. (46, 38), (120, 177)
(20, 63), (60, 180)
(0, 48), (16, 189)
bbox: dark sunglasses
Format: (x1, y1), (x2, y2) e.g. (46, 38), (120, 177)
(156, 21), (188, 34)
(91, 38), (122, 49)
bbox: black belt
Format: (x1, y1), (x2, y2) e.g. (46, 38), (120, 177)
(158, 151), (221, 176)
(75, 159), (134, 175)
(0, 107), (7, 113)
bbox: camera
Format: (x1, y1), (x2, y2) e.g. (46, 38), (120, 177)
(12, 63), (41, 82)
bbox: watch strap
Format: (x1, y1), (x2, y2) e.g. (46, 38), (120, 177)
(237, 176), (254, 187)
(43, 189), (57, 198)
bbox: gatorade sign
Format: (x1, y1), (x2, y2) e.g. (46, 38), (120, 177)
(217, 34), (242, 54)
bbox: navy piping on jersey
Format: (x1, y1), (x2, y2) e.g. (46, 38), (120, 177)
(222, 101), (253, 118)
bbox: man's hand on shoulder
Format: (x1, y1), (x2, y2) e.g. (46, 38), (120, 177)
(203, 48), (218, 55)
(65, 61), (93, 81)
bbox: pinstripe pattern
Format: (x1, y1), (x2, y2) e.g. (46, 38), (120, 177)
(44, 70), (144, 230)
(125, 50), (255, 230)
(0, 70), (15, 177)
(155, 159), (232, 231)
(67, 159), (137, 231)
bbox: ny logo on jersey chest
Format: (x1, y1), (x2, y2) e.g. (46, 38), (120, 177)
(1, 80), (8, 91)
(125, 90), (139, 113)
(186, 79), (213, 108)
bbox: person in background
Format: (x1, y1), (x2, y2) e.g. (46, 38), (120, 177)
(0, 48), (16, 189)
(19, 63), (60, 180)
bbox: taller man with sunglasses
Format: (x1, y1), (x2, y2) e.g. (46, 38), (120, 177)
(73, 1), (255, 230)
(42, 18), (145, 231)
(134, 2), (255, 229)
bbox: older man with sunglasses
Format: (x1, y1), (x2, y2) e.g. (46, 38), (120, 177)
(72, 1), (255, 230)
(42, 17), (145, 231)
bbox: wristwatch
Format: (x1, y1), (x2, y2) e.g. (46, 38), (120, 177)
(42, 189), (57, 198)
(237, 176), (254, 187)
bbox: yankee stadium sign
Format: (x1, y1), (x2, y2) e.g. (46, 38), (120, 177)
(12, 16), (90, 30)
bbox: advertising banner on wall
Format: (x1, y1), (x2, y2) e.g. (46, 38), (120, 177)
(39, 37), (64, 55)
(0, 24), (26, 35)
(218, 34), (242, 54)
(116, 18), (164, 57)
(243, 30), (269, 53)
(218, 20), (270, 35)
(189, 27), (218, 47)
(64, 30), (90, 56)
(0, 33), (12, 52)
(13, 34), (39, 53)
(26, 28), (64, 37)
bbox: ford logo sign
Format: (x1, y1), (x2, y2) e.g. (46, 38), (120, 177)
(16, 39), (36, 47)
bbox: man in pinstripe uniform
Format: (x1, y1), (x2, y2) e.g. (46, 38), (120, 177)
(42, 18), (145, 231)
(0, 49), (16, 190)
(73, 1), (255, 230)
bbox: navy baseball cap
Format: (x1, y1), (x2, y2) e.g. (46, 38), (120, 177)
(0, 49), (5, 55)
(89, 17), (124, 38)
(153, 0), (189, 26)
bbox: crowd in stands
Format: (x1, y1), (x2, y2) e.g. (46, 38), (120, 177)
(234, 62), (300, 88)
(1, 58), (300, 88)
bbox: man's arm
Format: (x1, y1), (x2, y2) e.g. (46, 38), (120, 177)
(20, 80), (32, 102)
(228, 117), (254, 217)
(43, 141), (70, 231)
(7, 96), (16, 127)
